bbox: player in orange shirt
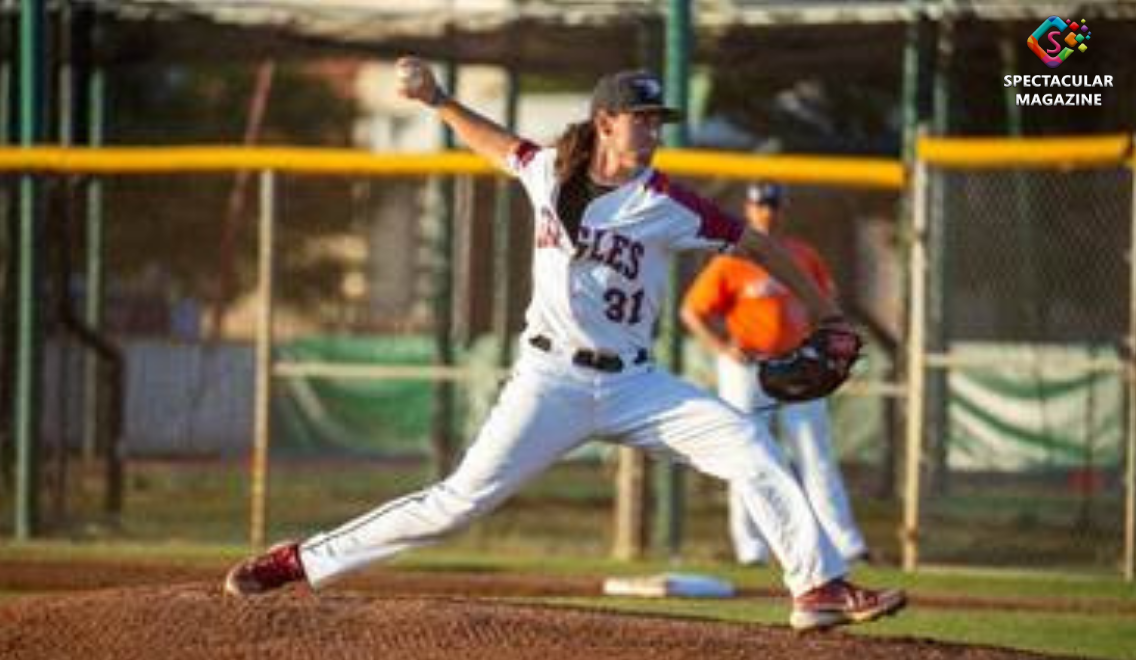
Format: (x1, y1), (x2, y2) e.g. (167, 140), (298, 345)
(682, 183), (868, 565)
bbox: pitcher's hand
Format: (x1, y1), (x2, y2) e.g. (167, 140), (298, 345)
(395, 57), (444, 106)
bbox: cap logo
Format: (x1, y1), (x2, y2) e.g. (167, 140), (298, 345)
(631, 77), (662, 102)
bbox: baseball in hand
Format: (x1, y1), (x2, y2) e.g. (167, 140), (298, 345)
(396, 61), (427, 95)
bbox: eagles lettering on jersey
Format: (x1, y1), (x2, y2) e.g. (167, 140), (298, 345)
(507, 139), (743, 354)
(574, 227), (644, 281)
(535, 204), (646, 281)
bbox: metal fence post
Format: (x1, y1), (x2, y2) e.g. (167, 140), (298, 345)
(250, 168), (276, 549)
(902, 134), (930, 572)
(430, 59), (458, 479)
(82, 68), (105, 463)
(14, 0), (48, 540)
(493, 67), (519, 368)
(1125, 137), (1136, 582)
(654, 0), (691, 562)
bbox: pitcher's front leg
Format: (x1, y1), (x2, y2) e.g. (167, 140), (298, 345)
(607, 371), (846, 596)
(226, 360), (593, 595)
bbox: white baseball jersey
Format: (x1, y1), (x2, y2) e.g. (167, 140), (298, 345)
(507, 141), (742, 355)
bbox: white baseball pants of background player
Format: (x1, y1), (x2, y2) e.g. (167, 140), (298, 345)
(717, 354), (867, 565)
(300, 342), (847, 597)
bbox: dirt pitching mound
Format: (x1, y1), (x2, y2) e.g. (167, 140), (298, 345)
(0, 583), (1074, 660)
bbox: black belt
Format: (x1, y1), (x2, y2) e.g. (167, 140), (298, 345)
(529, 335), (649, 374)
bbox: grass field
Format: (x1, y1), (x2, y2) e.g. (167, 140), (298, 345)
(11, 458), (1126, 567)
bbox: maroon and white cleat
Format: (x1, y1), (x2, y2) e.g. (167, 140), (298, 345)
(790, 579), (906, 631)
(224, 541), (306, 596)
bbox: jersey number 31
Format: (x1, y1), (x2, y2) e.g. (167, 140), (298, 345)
(603, 287), (645, 324)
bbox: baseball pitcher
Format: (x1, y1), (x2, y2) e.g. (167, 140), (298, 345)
(224, 57), (904, 632)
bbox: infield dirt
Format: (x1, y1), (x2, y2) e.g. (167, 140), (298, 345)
(0, 559), (1092, 659)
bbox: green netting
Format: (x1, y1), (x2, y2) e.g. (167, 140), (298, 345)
(273, 335), (442, 456)
(947, 343), (1122, 472)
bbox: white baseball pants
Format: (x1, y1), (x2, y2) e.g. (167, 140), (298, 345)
(716, 354), (867, 564)
(300, 343), (847, 597)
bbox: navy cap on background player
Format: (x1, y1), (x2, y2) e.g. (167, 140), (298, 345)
(590, 70), (683, 123)
(747, 182), (786, 208)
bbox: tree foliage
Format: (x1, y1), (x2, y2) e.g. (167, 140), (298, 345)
(104, 61), (363, 328)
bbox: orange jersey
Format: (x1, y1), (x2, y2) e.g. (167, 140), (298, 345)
(682, 237), (834, 356)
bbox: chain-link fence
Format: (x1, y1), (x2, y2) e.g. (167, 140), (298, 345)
(12, 137), (1134, 577)
(906, 135), (1134, 575)
(21, 167), (499, 545)
(4, 147), (909, 560)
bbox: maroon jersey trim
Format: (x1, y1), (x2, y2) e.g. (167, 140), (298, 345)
(513, 140), (540, 169)
(647, 171), (744, 245)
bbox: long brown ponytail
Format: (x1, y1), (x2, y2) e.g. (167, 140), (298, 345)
(553, 120), (597, 183)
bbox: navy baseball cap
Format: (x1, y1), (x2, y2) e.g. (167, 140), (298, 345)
(747, 183), (786, 207)
(590, 70), (683, 123)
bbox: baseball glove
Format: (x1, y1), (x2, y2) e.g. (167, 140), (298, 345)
(758, 325), (863, 402)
